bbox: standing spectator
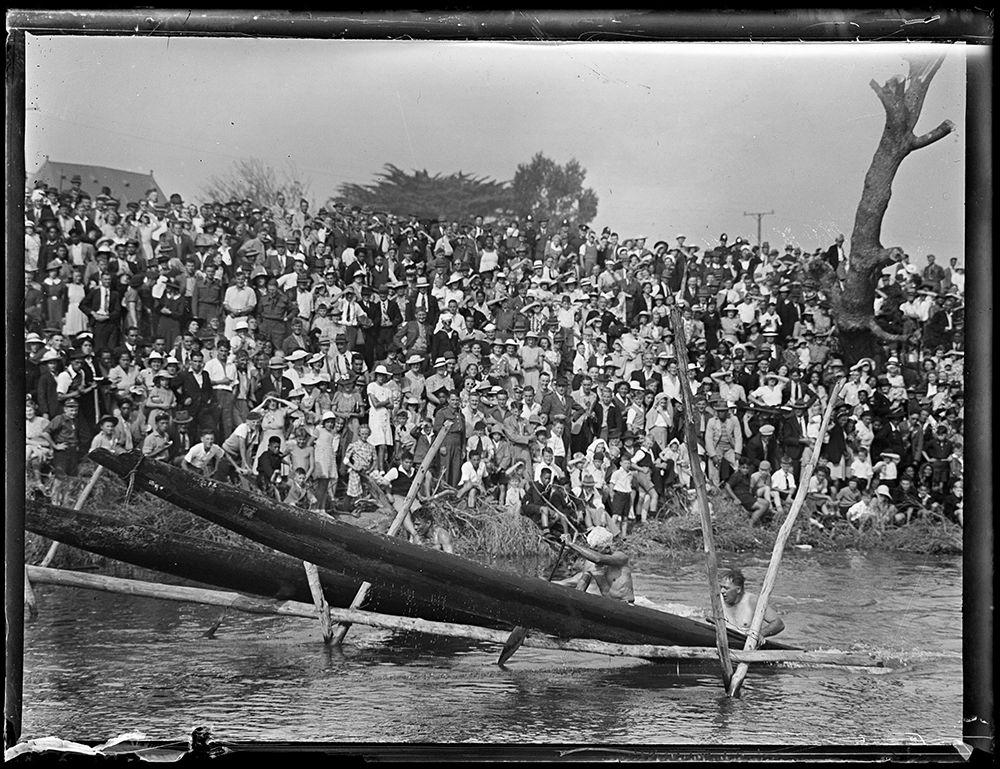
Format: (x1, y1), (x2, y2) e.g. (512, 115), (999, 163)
(79, 270), (122, 354)
(178, 351), (217, 438)
(45, 398), (82, 506)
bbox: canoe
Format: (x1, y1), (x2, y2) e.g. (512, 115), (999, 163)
(23, 496), (500, 627)
(90, 449), (797, 650)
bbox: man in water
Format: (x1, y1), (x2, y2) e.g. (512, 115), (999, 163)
(556, 527), (634, 603)
(410, 507), (454, 553)
(719, 568), (785, 640)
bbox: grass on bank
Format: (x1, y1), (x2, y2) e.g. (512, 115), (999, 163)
(24, 462), (961, 579)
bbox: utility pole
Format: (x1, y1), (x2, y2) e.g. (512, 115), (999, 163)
(744, 210), (774, 248)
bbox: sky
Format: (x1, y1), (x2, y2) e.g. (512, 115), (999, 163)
(25, 36), (968, 260)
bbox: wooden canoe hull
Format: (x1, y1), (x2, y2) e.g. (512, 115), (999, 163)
(23, 496), (498, 627)
(90, 449), (796, 650)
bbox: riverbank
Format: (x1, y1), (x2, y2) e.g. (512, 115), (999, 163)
(24, 465), (961, 579)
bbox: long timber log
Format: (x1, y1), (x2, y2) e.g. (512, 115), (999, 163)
(27, 566), (883, 669)
(23, 496), (501, 628)
(90, 449), (797, 650)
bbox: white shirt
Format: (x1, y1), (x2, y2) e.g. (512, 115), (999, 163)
(459, 460), (487, 486)
(770, 468), (796, 494)
(204, 357), (237, 392)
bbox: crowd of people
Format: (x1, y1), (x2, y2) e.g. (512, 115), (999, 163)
(23, 175), (965, 537)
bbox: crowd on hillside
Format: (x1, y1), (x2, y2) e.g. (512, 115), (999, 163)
(23, 175), (966, 536)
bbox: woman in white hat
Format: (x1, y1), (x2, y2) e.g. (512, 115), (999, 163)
(367, 364), (394, 470)
(520, 331), (542, 393)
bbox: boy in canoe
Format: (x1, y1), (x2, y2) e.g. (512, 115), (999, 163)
(555, 527), (635, 603)
(719, 568), (785, 640)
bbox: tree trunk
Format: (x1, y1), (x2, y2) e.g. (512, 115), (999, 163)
(805, 54), (954, 368)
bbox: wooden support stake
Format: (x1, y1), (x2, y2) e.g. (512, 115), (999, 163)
(39, 465), (104, 568)
(303, 561), (333, 643)
(330, 420), (454, 647)
(669, 307), (734, 690)
(24, 565), (38, 619)
(25, 566), (897, 669)
(727, 380), (846, 698)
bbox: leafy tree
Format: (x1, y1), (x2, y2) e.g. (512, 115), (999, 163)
(334, 164), (512, 222)
(804, 54), (955, 367)
(510, 152), (599, 227)
(201, 158), (312, 209)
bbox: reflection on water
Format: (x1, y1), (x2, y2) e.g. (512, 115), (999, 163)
(22, 551), (961, 745)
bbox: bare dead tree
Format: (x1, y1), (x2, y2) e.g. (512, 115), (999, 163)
(804, 54), (955, 367)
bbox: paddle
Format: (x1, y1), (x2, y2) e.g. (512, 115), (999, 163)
(497, 540), (568, 666)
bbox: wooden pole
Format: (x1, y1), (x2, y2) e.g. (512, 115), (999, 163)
(727, 379), (846, 698)
(302, 561), (333, 643)
(329, 420), (453, 646)
(39, 465), (105, 568)
(669, 307), (734, 689)
(24, 565), (38, 619)
(24, 566), (895, 669)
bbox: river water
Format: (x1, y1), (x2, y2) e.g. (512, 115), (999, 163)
(21, 550), (961, 747)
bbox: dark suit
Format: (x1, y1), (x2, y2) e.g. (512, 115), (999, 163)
(540, 391), (575, 424)
(629, 368), (662, 395)
(824, 242), (845, 271)
(166, 423), (196, 463)
(405, 292), (440, 325)
(178, 369), (217, 437)
(394, 320), (432, 363)
(255, 373), (294, 405)
(744, 434), (780, 471)
(79, 285), (123, 353)
(162, 232), (196, 262)
(779, 414), (809, 464)
(264, 251), (295, 278)
(430, 329), (461, 363)
(371, 299), (403, 359)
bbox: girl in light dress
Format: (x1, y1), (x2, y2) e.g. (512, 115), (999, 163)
(520, 333), (542, 394)
(366, 366), (394, 471)
(63, 267), (89, 337)
(343, 423), (377, 499)
(26, 400), (54, 484)
(539, 334), (560, 379)
(312, 413), (343, 510)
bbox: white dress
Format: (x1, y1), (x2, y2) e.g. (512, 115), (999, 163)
(367, 381), (393, 447)
(63, 282), (88, 337)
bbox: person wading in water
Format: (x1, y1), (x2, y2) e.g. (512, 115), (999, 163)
(555, 527), (635, 603)
(718, 568), (785, 640)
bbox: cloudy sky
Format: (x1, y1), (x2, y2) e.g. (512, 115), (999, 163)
(26, 36), (967, 259)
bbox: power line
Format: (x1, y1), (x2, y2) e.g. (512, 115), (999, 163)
(743, 209), (774, 247)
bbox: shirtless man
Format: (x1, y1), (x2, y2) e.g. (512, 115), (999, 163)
(410, 508), (454, 554)
(719, 568), (785, 640)
(556, 527), (634, 603)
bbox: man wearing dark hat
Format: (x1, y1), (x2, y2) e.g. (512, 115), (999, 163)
(541, 375), (576, 426)
(257, 277), (294, 351)
(780, 399), (812, 478)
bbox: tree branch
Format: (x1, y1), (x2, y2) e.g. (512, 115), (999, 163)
(854, 245), (906, 274)
(868, 317), (913, 343)
(870, 77), (906, 129)
(911, 119), (956, 151)
(903, 54), (946, 126)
